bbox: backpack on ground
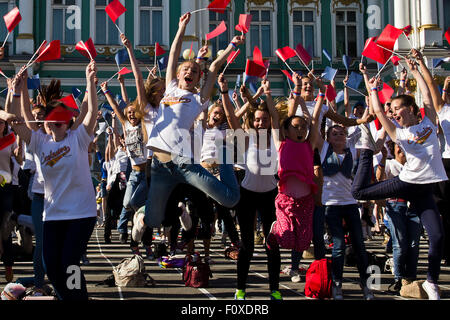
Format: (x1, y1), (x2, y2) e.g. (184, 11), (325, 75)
(304, 258), (332, 299)
(182, 254), (212, 288)
(112, 255), (155, 287)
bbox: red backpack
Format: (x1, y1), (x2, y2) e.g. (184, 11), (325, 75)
(304, 258), (332, 299)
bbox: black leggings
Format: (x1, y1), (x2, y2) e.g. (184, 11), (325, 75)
(236, 187), (280, 291)
(434, 158), (450, 262)
(352, 149), (444, 283)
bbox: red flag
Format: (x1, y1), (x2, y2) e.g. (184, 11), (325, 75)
(155, 42), (166, 56)
(374, 118), (383, 130)
(59, 95), (79, 111)
(391, 55), (401, 66)
(245, 59), (266, 78)
(45, 106), (74, 124)
(403, 25), (412, 36)
(206, 21), (227, 41)
(376, 24), (403, 51)
(235, 14), (252, 34)
(36, 40), (61, 62)
(118, 67), (133, 75)
(75, 38), (97, 60)
(378, 83), (394, 105)
(0, 132), (15, 151)
(188, 42), (193, 60)
(325, 85), (337, 102)
(281, 70), (293, 82)
(275, 46), (297, 62)
(420, 108), (426, 119)
(445, 27), (450, 44)
(227, 49), (240, 64)
(105, 0), (126, 24)
(362, 37), (390, 64)
(3, 7), (21, 33)
(207, 0), (231, 14)
(295, 43), (312, 66)
(253, 46), (265, 67)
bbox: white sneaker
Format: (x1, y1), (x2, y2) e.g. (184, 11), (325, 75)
(332, 281), (344, 300)
(290, 270), (301, 283)
(132, 211), (146, 243)
(359, 124), (377, 151)
(422, 280), (440, 300)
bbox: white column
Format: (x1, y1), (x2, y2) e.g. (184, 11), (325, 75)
(393, 0), (410, 50)
(15, 0), (34, 55)
(420, 0), (438, 26)
(417, 0), (442, 47)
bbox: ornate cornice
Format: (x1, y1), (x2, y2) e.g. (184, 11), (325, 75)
(289, 0), (320, 15)
(332, 0), (362, 13)
(247, 0), (275, 11)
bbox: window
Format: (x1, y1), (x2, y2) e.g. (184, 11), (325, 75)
(51, 0), (77, 44)
(209, 10), (230, 56)
(444, 1), (450, 41)
(0, 1), (9, 42)
(335, 10), (357, 57)
(292, 9), (315, 57)
(138, 0), (163, 46)
(249, 9), (272, 57)
(94, 0), (124, 45)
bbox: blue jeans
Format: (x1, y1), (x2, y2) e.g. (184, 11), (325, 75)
(117, 207), (132, 234)
(43, 217), (96, 300)
(352, 149), (444, 283)
(313, 205), (326, 259)
(31, 193), (46, 288)
(385, 200), (421, 280)
(144, 155), (240, 228)
(123, 170), (147, 211)
(325, 204), (369, 284)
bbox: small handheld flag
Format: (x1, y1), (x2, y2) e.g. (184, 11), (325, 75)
(321, 66), (338, 82)
(0, 132), (16, 151)
(105, 0), (126, 34)
(2, 7), (21, 48)
(322, 48), (332, 64)
(190, 0), (231, 14)
(235, 14), (252, 34)
(75, 38), (97, 61)
(378, 83), (394, 105)
(115, 48), (129, 68)
(206, 21), (227, 41)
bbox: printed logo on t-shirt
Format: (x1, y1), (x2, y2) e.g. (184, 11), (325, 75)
(407, 126), (433, 145)
(42, 146), (71, 167)
(161, 96), (191, 106)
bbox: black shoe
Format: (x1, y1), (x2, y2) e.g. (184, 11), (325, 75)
(104, 238), (111, 244)
(385, 246), (393, 254)
(362, 212), (375, 227)
(119, 233), (128, 244)
(388, 279), (402, 294)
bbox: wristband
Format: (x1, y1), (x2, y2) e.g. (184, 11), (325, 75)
(443, 89), (447, 92)
(219, 89), (229, 94)
(318, 92), (325, 97)
(292, 91), (301, 96)
(196, 57), (208, 61)
(13, 94), (21, 98)
(230, 42), (237, 49)
(103, 90), (111, 95)
(378, 163), (385, 168)
(371, 87), (378, 91)
(264, 91), (272, 95)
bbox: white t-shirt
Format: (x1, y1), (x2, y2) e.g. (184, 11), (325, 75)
(0, 136), (16, 184)
(113, 149), (128, 174)
(437, 103), (450, 159)
(241, 134), (278, 193)
(31, 153), (45, 194)
(201, 126), (226, 163)
(143, 103), (159, 158)
(148, 80), (209, 159)
(28, 126), (96, 221)
(295, 100), (329, 130)
(396, 116), (448, 184)
(320, 140), (358, 206)
(104, 159), (116, 189)
(385, 159), (403, 179)
(124, 121), (147, 166)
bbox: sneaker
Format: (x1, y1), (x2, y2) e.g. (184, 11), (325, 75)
(281, 265), (292, 275)
(5, 266), (13, 283)
(290, 270), (301, 283)
(204, 256), (214, 265)
(234, 289), (246, 300)
(270, 290), (282, 300)
(362, 285), (375, 300)
(388, 279), (402, 294)
(145, 247), (154, 260)
(332, 281), (343, 300)
(81, 254), (90, 266)
(359, 124), (377, 152)
(131, 247), (142, 256)
(119, 233), (128, 244)
(132, 211), (146, 243)
(422, 280), (440, 300)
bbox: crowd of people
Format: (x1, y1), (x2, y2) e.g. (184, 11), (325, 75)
(1, 12), (449, 301)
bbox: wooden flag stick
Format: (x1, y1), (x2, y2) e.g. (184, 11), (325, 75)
(281, 60), (296, 74)
(0, 70), (9, 79)
(375, 44), (409, 60)
(222, 51), (239, 74)
(345, 85), (367, 97)
(25, 40), (47, 69)
(114, 23), (124, 35)
(403, 32), (414, 49)
(1, 32), (11, 48)
(375, 55), (392, 78)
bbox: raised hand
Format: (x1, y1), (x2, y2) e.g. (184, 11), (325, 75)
(100, 81), (108, 92)
(292, 72), (302, 87)
(197, 45), (209, 59)
(217, 73), (228, 92)
(230, 35), (245, 46)
(179, 12), (191, 29)
(120, 34), (131, 49)
(359, 63), (367, 74)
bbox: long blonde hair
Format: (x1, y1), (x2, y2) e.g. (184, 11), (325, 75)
(123, 100), (148, 144)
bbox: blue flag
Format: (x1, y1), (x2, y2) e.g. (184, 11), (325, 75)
(72, 87), (82, 99)
(322, 49), (332, 62)
(115, 48), (129, 67)
(342, 55), (352, 70)
(335, 90), (345, 104)
(157, 55), (169, 71)
(346, 72), (363, 90)
(433, 57), (450, 68)
(118, 99), (127, 110)
(321, 66), (338, 81)
(27, 74), (40, 90)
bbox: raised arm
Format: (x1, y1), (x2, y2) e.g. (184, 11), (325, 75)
(72, 91), (89, 131)
(118, 74), (130, 105)
(287, 72), (303, 117)
(309, 81), (326, 151)
(261, 79), (282, 150)
(343, 75), (351, 117)
(201, 35), (245, 102)
(406, 57), (437, 125)
(83, 61), (99, 136)
(100, 81), (127, 126)
(121, 34), (146, 107)
(218, 73), (241, 130)
(166, 13), (191, 88)
(16, 68), (39, 132)
(8, 74), (32, 145)
(443, 77), (450, 103)
(397, 67), (407, 96)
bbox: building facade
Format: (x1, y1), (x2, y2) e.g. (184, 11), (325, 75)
(0, 0), (449, 109)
